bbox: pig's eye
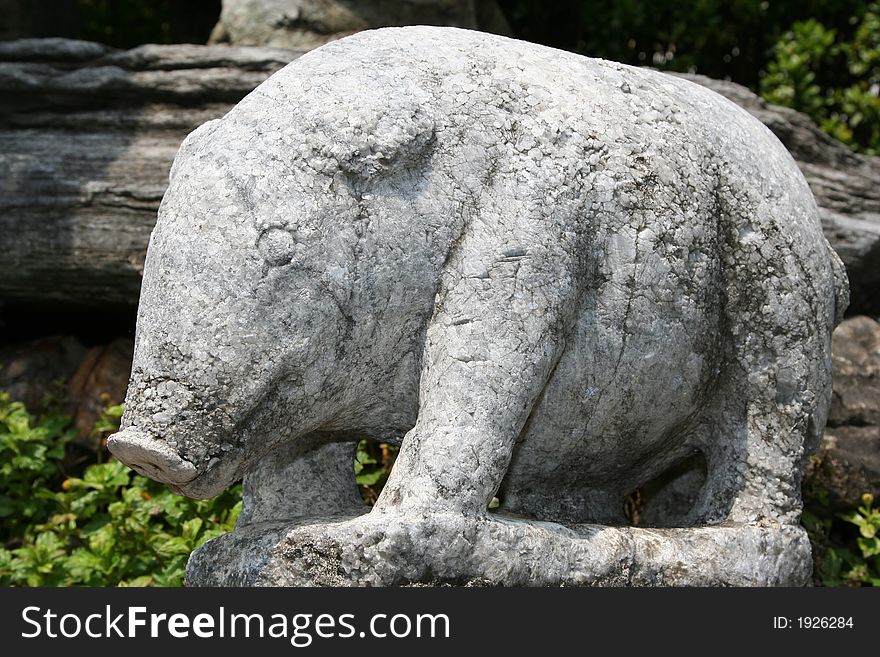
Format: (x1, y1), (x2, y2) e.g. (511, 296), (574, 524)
(256, 227), (295, 266)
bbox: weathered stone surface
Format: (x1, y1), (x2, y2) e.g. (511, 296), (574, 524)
(0, 38), (305, 307)
(108, 27), (846, 586)
(208, 0), (510, 50)
(0, 38), (875, 314)
(677, 73), (880, 316)
(805, 316), (880, 508)
(188, 512), (811, 586)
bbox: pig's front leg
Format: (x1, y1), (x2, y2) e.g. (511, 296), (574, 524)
(373, 200), (582, 518)
(236, 435), (365, 527)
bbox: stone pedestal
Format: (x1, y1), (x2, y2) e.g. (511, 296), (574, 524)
(186, 512), (812, 587)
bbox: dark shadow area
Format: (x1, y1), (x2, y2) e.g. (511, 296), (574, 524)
(0, 301), (136, 346)
(627, 451), (708, 528)
(0, 0), (222, 47)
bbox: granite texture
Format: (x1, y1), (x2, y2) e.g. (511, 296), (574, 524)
(108, 27), (847, 586)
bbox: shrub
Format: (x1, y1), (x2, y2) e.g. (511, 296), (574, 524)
(760, 4), (880, 154)
(802, 481), (880, 586)
(0, 391), (75, 542)
(0, 394), (400, 587)
(822, 493), (880, 586)
(0, 393), (240, 587)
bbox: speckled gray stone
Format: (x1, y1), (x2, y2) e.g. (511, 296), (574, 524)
(108, 26), (848, 586)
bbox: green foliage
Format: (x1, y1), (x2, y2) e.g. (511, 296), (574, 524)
(760, 4), (880, 154)
(5, 461), (241, 587)
(0, 394), (240, 587)
(760, 19), (838, 115)
(0, 391), (75, 540)
(832, 494), (880, 585)
(499, 0), (870, 87)
(91, 403), (124, 437)
(354, 439), (397, 505)
(802, 486), (880, 586)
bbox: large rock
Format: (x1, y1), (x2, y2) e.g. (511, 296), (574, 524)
(107, 27), (843, 586)
(0, 38), (875, 314)
(0, 39), (305, 307)
(208, 0), (510, 49)
(805, 316), (880, 508)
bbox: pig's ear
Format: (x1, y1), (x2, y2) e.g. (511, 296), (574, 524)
(335, 105), (437, 181)
(169, 119), (222, 183)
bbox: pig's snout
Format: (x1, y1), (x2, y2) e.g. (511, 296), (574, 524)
(108, 428), (198, 485)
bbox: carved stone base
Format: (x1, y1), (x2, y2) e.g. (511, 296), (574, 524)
(186, 511), (812, 587)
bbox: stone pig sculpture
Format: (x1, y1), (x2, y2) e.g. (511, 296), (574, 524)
(108, 26), (848, 586)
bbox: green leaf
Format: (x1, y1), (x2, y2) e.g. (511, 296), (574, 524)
(119, 575), (154, 587)
(858, 536), (880, 558)
(181, 518), (204, 541)
(356, 470), (384, 486)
